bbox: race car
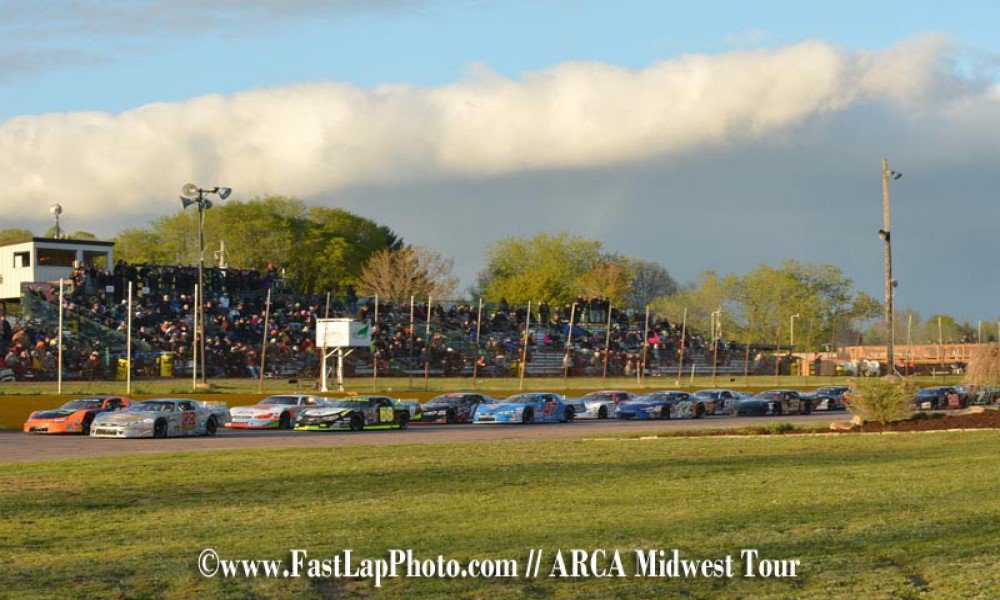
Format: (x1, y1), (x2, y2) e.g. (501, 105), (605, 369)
(574, 390), (636, 419)
(418, 393), (496, 424)
(90, 398), (230, 438)
(23, 396), (133, 434)
(731, 390), (812, 416)
(227, 394), (329, 429)
(694, 389), (745, 415)
(293, 396), (411, 431)
(801, 386), (850, 411)
(615, 391), (697, 420)
(473, 393), (575, 424)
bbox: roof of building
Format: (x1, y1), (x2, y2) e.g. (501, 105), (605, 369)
(0, 236), (114, 249)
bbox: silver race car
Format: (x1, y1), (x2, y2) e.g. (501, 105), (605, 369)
(90, 398), (230, 438)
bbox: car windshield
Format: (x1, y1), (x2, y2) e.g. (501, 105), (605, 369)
(581, 393), (613, 402)
(428, 395), (460, 405)
(127, 401), (176, 412)
(324, 400), (371, 409)
(261, 396), (301, 406)
(60, 398), (104, 411)
(648, 392), (684, 401)
(695, 391), (720, 399)
(752, 392), (781, 401)
(503, 394), (540, 404)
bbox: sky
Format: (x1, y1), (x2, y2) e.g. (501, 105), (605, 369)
(0, 0), (998, 320)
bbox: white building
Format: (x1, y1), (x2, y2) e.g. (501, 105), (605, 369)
(0, 237), (114, 301)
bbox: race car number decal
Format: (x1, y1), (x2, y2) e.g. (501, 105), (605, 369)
(379, 407), (394, 422)
(544, 402), (556, 416)
(181, 411), (196, 428)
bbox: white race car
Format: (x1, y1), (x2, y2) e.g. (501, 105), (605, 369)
(91, 398), (230, 438)
(574, 390), (637, 419)
(227, 394), (330, 429)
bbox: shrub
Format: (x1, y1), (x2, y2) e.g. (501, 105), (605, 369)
(761, 422), (796, 435)
(847, 376), (916, 425)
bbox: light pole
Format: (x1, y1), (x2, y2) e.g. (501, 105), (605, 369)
(50, 204), (63, 239)
(180, 183), (232, 384)
(879, 158), (901, 375)
(711, 309), (721, 386)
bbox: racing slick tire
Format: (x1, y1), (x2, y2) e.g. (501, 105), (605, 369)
(153, 419), (168, 438)
(598, 406), (608, 419)
(398, 413), (410, 430)
(82, 414), (95, 435)
(349, 413), (364, 432)
(693, 403), (705, 419)
(279, 412), (292, 430)
(563, 407), (575, 423)
(660, 407), (670, 420)
(802, 400), (812, 415)
(205, 416), (218, 436)
(522, 409), (534, 425)
(446, 409), (457, 425)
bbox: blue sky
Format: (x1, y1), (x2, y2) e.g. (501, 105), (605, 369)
(3, 1), (996, 117)
(1, 1), (999, 321)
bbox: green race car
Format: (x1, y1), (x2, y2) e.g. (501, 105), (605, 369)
(293, 396), (411, 431)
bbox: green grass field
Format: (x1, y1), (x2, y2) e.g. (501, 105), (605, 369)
(2, 430), (997, 599)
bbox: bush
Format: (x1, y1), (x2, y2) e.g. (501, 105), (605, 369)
(847, 377), (916, 425)
(761, 422), (796, 435)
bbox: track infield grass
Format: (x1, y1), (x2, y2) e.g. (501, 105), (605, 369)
(2, 430), (997, 599)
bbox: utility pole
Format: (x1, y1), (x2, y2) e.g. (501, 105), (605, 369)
(880, 157), (901, 375)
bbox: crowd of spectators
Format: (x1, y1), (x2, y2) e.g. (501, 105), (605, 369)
(3, 262), (737, 381)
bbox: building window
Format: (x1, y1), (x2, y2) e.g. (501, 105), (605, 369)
(13, 251), (30, 268)
(83, 250), (109, 268)
(37, 248), (76, 267)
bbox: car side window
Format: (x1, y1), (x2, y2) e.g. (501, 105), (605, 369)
(104, 399), (119, 410)
(179, 401), (195, 411)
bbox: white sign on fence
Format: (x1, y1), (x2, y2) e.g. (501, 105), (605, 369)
(316, 318), (372, 348)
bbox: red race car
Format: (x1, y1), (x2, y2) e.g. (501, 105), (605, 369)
(23, 396), (133, 434)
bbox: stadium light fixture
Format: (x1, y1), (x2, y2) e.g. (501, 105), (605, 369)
(179, 183), (232, 384)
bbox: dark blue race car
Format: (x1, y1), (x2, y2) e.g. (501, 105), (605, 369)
(615, 391), (695, 420)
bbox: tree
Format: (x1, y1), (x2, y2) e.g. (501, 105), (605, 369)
(651, 271), (737, 335)
(0, 228), (33, 244)
(577, 260), (633, 306)
(358, 246), (458, 301)
(847, 376), (915, 424)
(477, 232), (606, 304)
(624, 258), (678, 308)
(113, 196), (402, 295)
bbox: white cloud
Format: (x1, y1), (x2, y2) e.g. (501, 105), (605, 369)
(3, 34), (987, 223)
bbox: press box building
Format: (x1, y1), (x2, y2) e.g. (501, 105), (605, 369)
(0, 237), (114, 302)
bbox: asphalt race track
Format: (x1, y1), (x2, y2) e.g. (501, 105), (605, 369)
(1, 413), (839, 463)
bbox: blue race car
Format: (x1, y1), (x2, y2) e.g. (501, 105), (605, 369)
(615, 391), (695, 420)
(473, 393), (575, 424)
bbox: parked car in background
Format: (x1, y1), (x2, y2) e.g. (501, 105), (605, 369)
(615, 391), (695, 420)
(294, 396), (412, 431)
(227, 394), (329, 429)
(732, 390), (812, 416)
(24, 396), (133, 434)
(802, 386), (850, 411)
(419, 393), (496, 424)
(473, 393), (575, 424)
(574, 390), (637, 419)
(90, 398), (229, 438)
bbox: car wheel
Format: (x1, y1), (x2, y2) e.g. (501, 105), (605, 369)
(82, 415), (95, 435)
(693, 404), (704, 419)
(398, 413), (410, 430)
(446, 409), (457, 425)
(660, 407), (670, 420)
(153, 419), (167, 438)
(349, 413), (364, 432)
(205, 416), (218, 436)
(279, 412), (291, 430)
(522, 409), (534, 424)
(802, 400), (812, 415)
(563, 407), (575, 423)
(598, 406), (608, 419)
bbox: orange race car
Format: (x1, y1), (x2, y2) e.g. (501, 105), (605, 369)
(23, 396), (133, 435)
